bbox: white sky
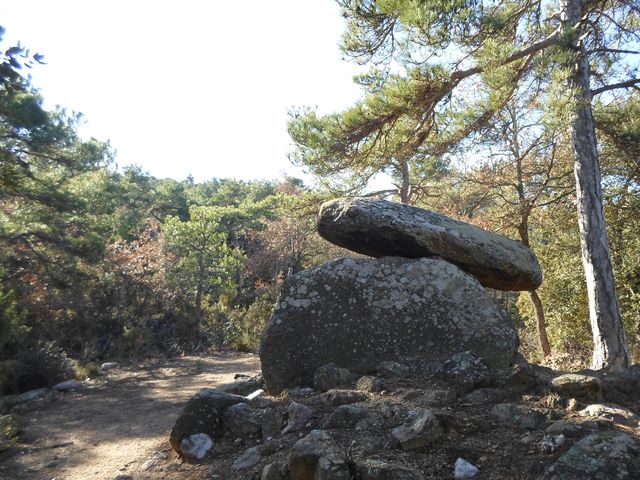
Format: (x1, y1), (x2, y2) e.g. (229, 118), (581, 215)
(1, 1), (366, 183)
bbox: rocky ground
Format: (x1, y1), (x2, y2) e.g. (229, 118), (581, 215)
(1, 352), (639, 479)
(169, 353), (640, 480)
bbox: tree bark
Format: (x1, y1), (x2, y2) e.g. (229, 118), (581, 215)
(562, 0), (630, 370)
(529, 290), (552, 357)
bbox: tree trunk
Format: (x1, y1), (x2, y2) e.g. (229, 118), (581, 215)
(562, 0), (630, 370)
(529, 290), (552, 358)
(510, 106), (552, 359)
(399, 159), (411, 204)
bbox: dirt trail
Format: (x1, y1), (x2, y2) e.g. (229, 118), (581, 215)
(0, 352), (260, 480)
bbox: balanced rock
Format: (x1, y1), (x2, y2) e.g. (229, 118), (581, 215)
(318, 198), (542, 291)
(260, 257), (518, 394)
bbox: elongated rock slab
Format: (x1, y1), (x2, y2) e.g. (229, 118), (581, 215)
(259, 257), (519, 394)
(318, 198), (542, 291)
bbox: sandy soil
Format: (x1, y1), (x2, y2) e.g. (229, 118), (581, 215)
(0, 352), (260, 480)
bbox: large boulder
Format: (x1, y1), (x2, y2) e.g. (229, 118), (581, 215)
(260, 257), (519, 394)
(317, 198), (542, 291)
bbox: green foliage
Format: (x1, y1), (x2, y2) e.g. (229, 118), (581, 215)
(0, 414), (18, 451)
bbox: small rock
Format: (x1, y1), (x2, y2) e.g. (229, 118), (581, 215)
(421, 388), (457, 407)
(53, 380), (83, 392)
(358, 459), (424, 479)
(543, 432), (640, 479)
(454, 458), (479, 479)
(283, 386), (315, 397)
(140, 459), (157, 471)
(540, 434), (566, 453)
(219, 375), (264, 396)
(321, 389), (367, 406)
(314, 363), (353, 392)
(282, 402), (313, 434)
(262, 462), (288, 480)
(288, 430), (350, 480)
(377, 361), (409, 379)
(436, 352), (492, 394)
(223, 403), (262, 439)
(545, 420), (598, 438)
(462, 388), (507, 405)
(179, 433), (213, 461)
(490, 404), (546, 430)
(101, 362), (118, 370)
(391, 410), (443, 451)
(323, 405), (367, 429)
(578, 403), (640, 428)
(232, 446), (262, 471)
(262, 406), (285, 439)
(550, 374), (602, 401)
(356, 376), (385, 393)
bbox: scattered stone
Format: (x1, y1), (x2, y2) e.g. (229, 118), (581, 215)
(53, 380), (83, 392)
(179, 433), (214, 462)
(262, 406), (285, 439)
(317, 197), (542, 290)
(454, 458), (479, 479)
(0, 388), (49, 411)
(501, 364), (539, 390)
(543, 432), (640, 479)
(489, 404), (546, 430)
(288, 430), (350, 480)
(358, 459), (424, 480)
(323, 405), (367, 429)
(283, 387), (315, 397)
(282, 402), (313, 435)
(356, 376), (385, 393)
(100, 362), (118, 370)
(219, 375), (264, 396)
(322, 389), (368, 407)
(391, 409), (443, 451)
(313, 363), (354, 392)
(550, 374), (602, 401)
(422, 388), (457, 407)
(232, 445), (262, 471)
(578, 402), (640, 427)
(540, 434), (566, 453)
(377, 361), (410, 379)
(223, 402), (262, 439)
(545, 420), (599, 438)
(436, 352), (493, 394)
(262, 462), (288, 480)
(260, 257), (519, 394)
(462, 388), (508, 405)
(140, 459), (157, 471)
(169, 389), (246, 455)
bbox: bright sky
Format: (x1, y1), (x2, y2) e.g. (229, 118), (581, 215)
(1, 1), (365, 183)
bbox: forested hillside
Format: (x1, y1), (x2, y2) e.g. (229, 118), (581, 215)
(1, 8), (638, 398)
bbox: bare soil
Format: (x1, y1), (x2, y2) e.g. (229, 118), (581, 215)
(0, 352), (260, 480)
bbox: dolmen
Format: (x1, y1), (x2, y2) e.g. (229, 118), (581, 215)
(260, 198), (543, 394)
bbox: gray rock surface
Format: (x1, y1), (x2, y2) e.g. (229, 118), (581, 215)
(321, 389), (368, 406)
(169, 389), (246, 455)
(543, 432), (640, 479)
(550, 374), (602, 401)
(578, 403), (640, 427)
(262, 406), (285, 439)
(222, 402), (262, 439)
(377, 361), (410, 379)
(358, 459), (425, 479)
(454, 458), (479, 479)
(317, 197), (542, 291)
(323, 404), (367, 429)
(262, 462), (288, 480)
(489, 403), (546, 430)
(53, 380), (83, 392)
(179, 433), (214, 461)
(260, 257), (519, 394)
(313, 363), (354, 392)
(288, 430), (350, 480)
(356, 376), (385, 393)
(391, 409), (443, 451)
(436, 351), (493, 394)
(282, 402), (313, 435)
(232, 445), (262, 471)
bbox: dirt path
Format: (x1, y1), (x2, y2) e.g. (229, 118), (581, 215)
(0, 352), (260, 480)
